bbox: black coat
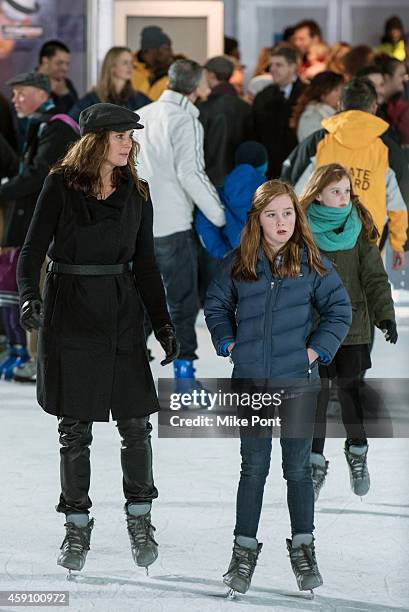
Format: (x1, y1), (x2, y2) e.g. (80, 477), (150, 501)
(17, 171), (172, 422)
(198, 82), (253, 186)
(0, 108), (79, 247)
(253, 78), (305, 179)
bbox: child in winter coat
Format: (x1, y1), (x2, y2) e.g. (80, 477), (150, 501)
(300, 163), (397, 500)
(205, 180), (352, 597)
(195, 141), (268, 259)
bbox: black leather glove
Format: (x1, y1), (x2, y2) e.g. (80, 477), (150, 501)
(377, 319), (398, 344)
(155, 324), (180, 366)
(20, 299), (43, 332)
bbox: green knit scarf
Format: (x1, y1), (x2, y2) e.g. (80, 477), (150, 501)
(307, 201), (362, 251)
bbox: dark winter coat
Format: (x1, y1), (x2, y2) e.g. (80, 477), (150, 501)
(51, 77), (78, 115)
(198, 82), (253, 186)
(204, 247), (352, 379)
(253, 78), (305, 179)
(17, 171), (172, 422)
(0, 108), (79, 246)
(69, 90), (151, 122)
(318, 231), (395, 345)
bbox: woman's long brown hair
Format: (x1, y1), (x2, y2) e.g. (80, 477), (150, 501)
(231, 180), (327, 282)
(50, 130), (148, 199)
(95, 46), (134, 103)
(299, 163), (379, 242)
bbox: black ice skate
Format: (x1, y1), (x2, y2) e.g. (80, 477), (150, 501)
(57, 518), (94, 577)
(126, 510), (158, 574)
(311, 457), (329, 502)
(344, 443), (370, 497)
(223, 540), (263, 598)
(286, 538), (323, 596)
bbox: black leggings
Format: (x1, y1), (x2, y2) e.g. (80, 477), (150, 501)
(56, 416), (158, 515)
(312, 345), (370, 455)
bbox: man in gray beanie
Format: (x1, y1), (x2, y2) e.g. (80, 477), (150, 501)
(132, 25), (173, 100)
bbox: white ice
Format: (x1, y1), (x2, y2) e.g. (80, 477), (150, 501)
(0, 311), (408, 612)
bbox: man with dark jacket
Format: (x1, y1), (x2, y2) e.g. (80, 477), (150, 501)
(37, 40), (78, 114)
(198, 55), (253, 187)
(253, 44), (305, 179)
(0, 72), (79, 247)
(0, 71), (79, 382)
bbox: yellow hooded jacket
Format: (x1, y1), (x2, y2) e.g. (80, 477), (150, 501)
(317, 111), (408, 252)
(132, 56), (168, 101)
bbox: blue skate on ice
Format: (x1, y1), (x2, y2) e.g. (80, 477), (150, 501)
(173, 359), (210, 407)
(0, 345), (30, 380)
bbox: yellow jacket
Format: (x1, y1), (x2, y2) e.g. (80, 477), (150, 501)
(132, 56), (168, 101)
(375, 41), (406, 61)
(317, 111), (408, 251)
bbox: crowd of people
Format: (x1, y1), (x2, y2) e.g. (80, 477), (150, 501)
(0, 13), (408, 599)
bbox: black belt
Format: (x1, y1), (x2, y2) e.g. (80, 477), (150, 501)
(47, 261), (133, 276)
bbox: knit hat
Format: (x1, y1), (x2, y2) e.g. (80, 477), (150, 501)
(6, 71), (50, 93)
(141, 26), (171, 51)
(79, 103), (144, 136)
(235, 141), (268, 168)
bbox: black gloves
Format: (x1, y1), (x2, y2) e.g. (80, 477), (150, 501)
(155, 324), (180, 366)
(20, 299), (43, 332)
(377, 320), (398, 344)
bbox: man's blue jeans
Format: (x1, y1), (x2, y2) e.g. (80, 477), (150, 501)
(154, 230), (199, 361)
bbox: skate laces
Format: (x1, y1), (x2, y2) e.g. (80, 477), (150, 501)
(346, 449), (368, 480)
(312, 462), (328, 487)
(61, 522), (91, 554)
(290, 544), (315, 575)
(227, 545), (258, 579)
(126, 513), (157, 547)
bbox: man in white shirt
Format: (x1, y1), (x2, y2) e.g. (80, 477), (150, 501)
(136, 59), (225, 382)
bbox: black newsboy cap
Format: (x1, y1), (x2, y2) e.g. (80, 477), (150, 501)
(79, 103), (144, 136)
(6, 71), (50, 93)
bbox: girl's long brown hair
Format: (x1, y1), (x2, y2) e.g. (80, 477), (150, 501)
(232, 180), (327, 282)
(95, 46), (134, 103)
(299, 163), (379, 242)
(50, 130), (148, 199)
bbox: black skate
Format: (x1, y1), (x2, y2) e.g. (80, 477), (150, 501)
(286, 538), (323, 596)
(344, 443), (370, 497)
(57, 518), (94, 577)
(311, 458), (329, 502)
(223, 540), (263, 598)
(126, 510), (158, 574)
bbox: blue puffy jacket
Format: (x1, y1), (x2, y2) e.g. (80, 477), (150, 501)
(204, 247), (352, 379)
(195, 164), (266, 259)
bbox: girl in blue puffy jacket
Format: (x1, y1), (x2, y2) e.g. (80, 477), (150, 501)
(204, 180), (351, 597)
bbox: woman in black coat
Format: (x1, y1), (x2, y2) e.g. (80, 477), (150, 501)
(17, 103), (179, 576)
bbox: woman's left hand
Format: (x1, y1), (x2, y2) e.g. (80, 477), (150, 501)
(307, 347), (319, 364)
(155, 324), (180, 366)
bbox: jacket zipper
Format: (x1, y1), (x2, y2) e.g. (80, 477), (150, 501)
(264, 278), (282, 376)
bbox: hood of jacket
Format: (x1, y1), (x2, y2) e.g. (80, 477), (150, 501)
(221, 164), (265, 218)
(321, 110), (389, 149)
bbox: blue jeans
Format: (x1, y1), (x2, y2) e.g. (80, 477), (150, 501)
(154, 230), (199, 361)
(234, 393), (316, 539)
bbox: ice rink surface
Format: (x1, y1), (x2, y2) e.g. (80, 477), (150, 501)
(0, 311), (408, 612)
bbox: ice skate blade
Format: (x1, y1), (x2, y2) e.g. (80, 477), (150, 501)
(226, 588), (236, 600)
(66, 569), (79, 581)
(145, 567), (149, 576)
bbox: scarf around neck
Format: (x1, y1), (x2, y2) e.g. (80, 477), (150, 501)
(307, 201), (362, 251)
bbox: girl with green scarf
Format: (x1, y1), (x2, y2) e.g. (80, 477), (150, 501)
(300, 163), (396, 501)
